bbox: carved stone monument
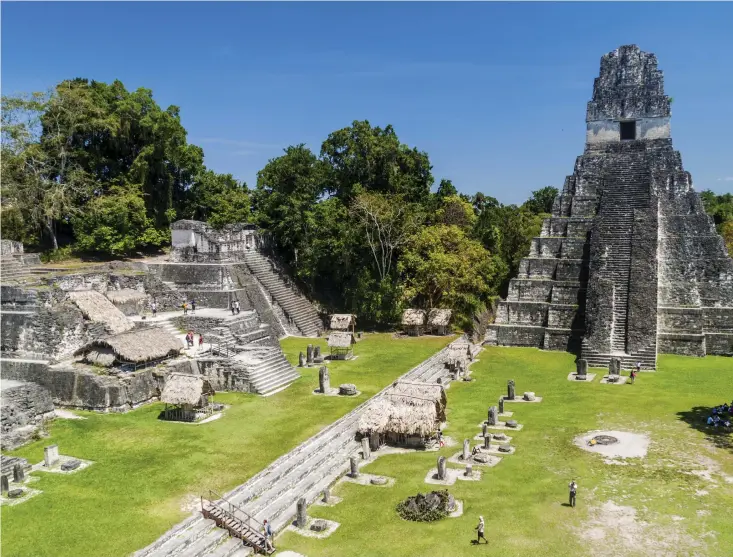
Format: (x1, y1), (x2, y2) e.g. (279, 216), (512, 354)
(462, 439), (470, 461)
(298, 352), (305, 367)
(369, 431), (380, 452)
(487, 406), (498, 426)
(523, 392), (536, 401)
(318, 366), (330, 393)
(482, 423), (488, 438)
(1, 475), (8, 494)
(577, 359), (588, 377)
(507, 380), (516, 400)
(483, 434), (491, 450)
(465, 464), (473, 478)
(322, 488), (330, 503)
(609, 357), (621, 375)
(44, 445), (59, 468)
(13, 464), (24, 483)
(437, 456), (447, 480)
(306, 344), (314, 365)
(350, 456), (359, 478)
(296, 497), (307, 528)
(339, 384), (357, 396)
(361, 437), (371, 460)
(313, 345), (323, 363)
(498, 397), (504, 414)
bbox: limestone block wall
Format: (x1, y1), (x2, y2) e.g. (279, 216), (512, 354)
(1, 381), (55, 450)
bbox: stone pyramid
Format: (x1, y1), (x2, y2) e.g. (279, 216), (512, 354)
(486, 45), (733, 369)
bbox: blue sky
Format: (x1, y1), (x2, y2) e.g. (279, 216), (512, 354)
(2, 2), (732, 204)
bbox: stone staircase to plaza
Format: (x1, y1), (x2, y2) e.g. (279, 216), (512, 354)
(0, 256), (32, 284)
(232, 347), (300, 396)
(134, 338), (478, 557)
(244, 251), (323, 337)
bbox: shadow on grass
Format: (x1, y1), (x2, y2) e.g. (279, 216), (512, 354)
(676, 406), (733, 454)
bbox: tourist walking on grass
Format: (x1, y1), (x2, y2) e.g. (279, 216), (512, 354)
(569, 479), (578, 507)
(231, 300), (236, 315)
(198, 334), (204, 351)
(630, 369), (637, 384)
(235, 300), (240, 314)
(151, 301), (157, 317)
(475, 516), (488, 544)
(191, 299), (196, 314)
(635, 361), (641, 374)
(182, 302), (188, 315)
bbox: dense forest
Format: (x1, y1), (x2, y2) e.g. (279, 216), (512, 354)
(2, 79), (732, 327)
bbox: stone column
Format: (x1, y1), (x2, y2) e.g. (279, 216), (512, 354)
(437, 456), (447, 480)
(298, 352), (305, 367)
(361, 437), (371, 460)
(577, 359), (588, 377)
(44, 445), (59, 468)
(314, 346), (322, 363)
(487, 406), (498, 426)
(350, 456), (359, 478)
(296, 497), (307, 528)
(1, 475), (8, 494)
(319, 366), (330, 394)
(465, 464), (473, 478)
(13, 465), (24, 483)
(322, 488), (330, 503)
(507, 380), (515, 400)
(483, 434), (491, 450)
(482, 423), (488, 438)
(369, 432), (380, 452)
(609, 357), (621, 375)
(498, 397), (504, 414)
(462, 439), (470, 461)
(306, 344), (314, 365)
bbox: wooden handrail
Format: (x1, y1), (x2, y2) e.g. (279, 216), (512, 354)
(204, 489), (265, 535)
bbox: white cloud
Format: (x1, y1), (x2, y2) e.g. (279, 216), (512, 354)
(716, 177), (733, 182)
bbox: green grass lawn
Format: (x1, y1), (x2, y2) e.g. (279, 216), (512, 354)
(1, 333), (454, 557)
(278, 347), (733, 557)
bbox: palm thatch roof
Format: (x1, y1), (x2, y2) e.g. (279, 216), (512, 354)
(329, 314), (355, 330)
(161, 372), (214, 406)
(79, 327), (182, 363)
(105, 289), (148, 304)
(427, 309), (452, 327)
(82, 348), (116, 367)
(68, 290), (134, 334)
(402, 309), (426, 326)
(358, 381), (446, 437)
(328, 332), (356, 348)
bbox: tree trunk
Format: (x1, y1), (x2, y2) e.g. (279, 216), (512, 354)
(44, 219), (58, 250)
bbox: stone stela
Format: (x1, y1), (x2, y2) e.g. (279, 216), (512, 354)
(486, 45), (733, 369)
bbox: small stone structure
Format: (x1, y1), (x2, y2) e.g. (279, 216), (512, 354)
(313, 345), (323, 364)
(298, 352), (305, 367)
(577, 359), (588, 377)
(523, 392), (536, 401)
(507, 380), (516, 400)
(462, 439), (470, 461)
(498, 397), (504, 414)
(44, 445), (60, 468)
(318, 366), (330, 394)
(170, 220), (259, 263)
(349, 456), (359, 478)
(487, 406), (498, 426)
(339, 384), (358, 396)
(296, 497), (307, 528)
(1, 475), (8, 494)
(160, 373), (215, 422)
(306, 344), (314, 365)
(437, 456), (447, 481)
(609, 357), (621, 375)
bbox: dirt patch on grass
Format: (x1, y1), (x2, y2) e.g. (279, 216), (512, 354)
(574, 430), (650, 462)
(577, 500), (705, 557)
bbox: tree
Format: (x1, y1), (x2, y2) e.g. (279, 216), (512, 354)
(435, 194), (476, 230)
(72, 187), (167, 256)
(399, 224), (502, 328)
(253, 145), (328, 270)
(350, 192), (419, 282)
(523, 186), (559, 215)
(183, 170), (250, 228)
(320, 120), (433, 202)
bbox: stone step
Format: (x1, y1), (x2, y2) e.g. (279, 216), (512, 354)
(177, 528), (230, 557)
(202, 537), (250, 557)
(142, 518), (217, 557)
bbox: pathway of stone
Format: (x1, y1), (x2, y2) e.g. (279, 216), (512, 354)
(135, 337), (481, 557)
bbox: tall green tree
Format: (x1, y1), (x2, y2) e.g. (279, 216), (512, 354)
(320, 120), (433, 202)
(183, 171), (250, 228)
(523, 186), (559, 215)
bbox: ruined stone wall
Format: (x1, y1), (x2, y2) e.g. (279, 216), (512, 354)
(1, 381), (55, 450)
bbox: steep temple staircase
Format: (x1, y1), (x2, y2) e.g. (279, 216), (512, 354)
(581, 152), (658, 370)
(244, 251), (323, 337)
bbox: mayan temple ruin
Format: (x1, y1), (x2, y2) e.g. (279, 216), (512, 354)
(486, 45), (733, 369)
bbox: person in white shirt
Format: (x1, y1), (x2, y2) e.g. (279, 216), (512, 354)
(475, 516), (487, 544)
(568, 480), (578, 507)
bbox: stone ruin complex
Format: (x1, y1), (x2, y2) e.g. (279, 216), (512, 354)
(0, 222), (324, 448)
(487, 45), (733, 369)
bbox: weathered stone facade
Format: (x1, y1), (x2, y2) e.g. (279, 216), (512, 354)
(487, 45), (733, 368)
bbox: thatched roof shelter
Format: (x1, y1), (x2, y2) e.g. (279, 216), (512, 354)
(329, 314), (355, 331)
(105, 289), (148, 304)
(78, 327), (182, 365)
(427, 309), (452, 327)
(68, 290), (134, 334)
(358, 381), (446, 438)
(402, 309), (426, 327)
(161, 373), (214, 406)
(327, 332), (356, 348)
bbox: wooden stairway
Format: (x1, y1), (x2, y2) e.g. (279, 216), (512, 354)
(201, 492), (274, 555)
